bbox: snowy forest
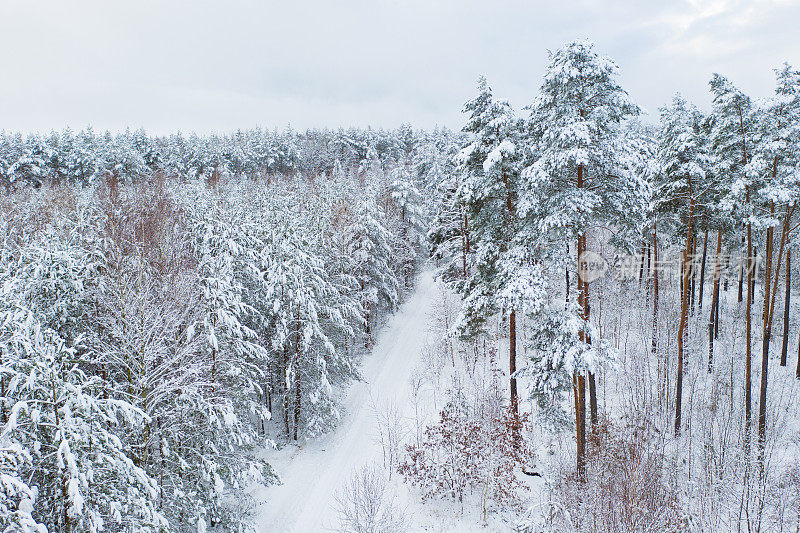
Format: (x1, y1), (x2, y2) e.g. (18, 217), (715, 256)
(3, 39), (800, 532)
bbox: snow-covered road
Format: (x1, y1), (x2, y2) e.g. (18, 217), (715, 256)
(254, 268), (439, 532)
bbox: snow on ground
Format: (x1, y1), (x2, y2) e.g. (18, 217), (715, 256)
(253, 267), (545, 532)
(254, 268), (440, 531)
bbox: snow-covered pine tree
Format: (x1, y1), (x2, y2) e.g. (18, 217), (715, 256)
(656, 94), (714, 435)
(348, 197), (399, 346)
(521, 40), (641, 478)
(425, 127), (471, 286)
(177, 197), (275, 529)
(709, 73), (760, 453)
(388, 165), (425, 287)
(8, 134), (48, 189)
(749, 63), (800, 468)
(260, 219), (360, 439)
(74, 127), (99, 185)
(453, 77), (546, 431)
(0, 232), (167, 532)
(107, 129), (149, 183)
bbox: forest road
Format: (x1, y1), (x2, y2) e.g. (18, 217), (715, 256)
(254, 268), (440, 532)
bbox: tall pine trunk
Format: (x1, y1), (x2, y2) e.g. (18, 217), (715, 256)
(588, 370), (598, 431)
(464, 209), (470, 255)
(758, 202), (792, 472)
(294, 310), (302, 441)
(781, 248), (791, 367)
(652, 229), (659, 354)
(699, 229), (709, 311)
(294, 384), (301, 441)
(509, 309), (518, 420)
(502, 168), (519, 431)
(586, 241), (598, 433)
(709, 230), (722, 372)
(758, 207), (774, 469)
(638, 243), (646, 284)
(745, 189), (753, 455)
(364, 299), (372, 348)
(575, 163), (588, 481)
(715, 271), (721, 339)
(690, 233), (698, 313)
(675, 175), (694, 436)
(565, 243), (570, 309)
(738, 235), (745, 303)
(283, 348), (290, 435)
(460, 201), (469, 278)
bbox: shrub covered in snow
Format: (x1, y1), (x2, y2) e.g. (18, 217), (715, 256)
(334, 463), (406, 533)
(398, 400), (533, 510)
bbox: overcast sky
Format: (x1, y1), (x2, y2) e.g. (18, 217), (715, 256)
(1, 0), (798, 134)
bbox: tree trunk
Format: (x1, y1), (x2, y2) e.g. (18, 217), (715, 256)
(652, 229), (659, 355)
(294, 309), (303, 441)
(745, 192), (753, 454)
(709, 230), (722, 372)
(502, 167), (519, 432)
(699, 229), (709, 311)
(364, 305), (372, 347)
(758, 201), (792, 472)
(675, 175), (694, 437)
(690, 233), (697, 314)
(508, 309), (521, 450)
(574, 155), (589, 480)
(714, 273), (721, 340)
(565, 243), (570, 309)
(588, 371), (598, 431)
(576, 230), (590, 477)
(586, 282), (597, 433)
(757, 208), (774, 472)
(294, 382), (301, 441)
(781, 248), (791, 367)
(639, 243), (646, 284)
(739, 235), (745, 303)
(464, 208), (470, 254)
(575, 372), (586, 481)
(460, 202), (468, 278)
(575, 231), (586, 480)
(509, 309), (518, 419)
(283, 349), (290, 436)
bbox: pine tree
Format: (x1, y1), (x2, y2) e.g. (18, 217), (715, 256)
(425, 128), (470, 286)
(749, 63), (800, 471)
(656, 94), (714, 435)
(710, 73), (759, 454)
(260, 219), (361, 439)
(0, 236), (167, 532)
(348, 197), (399, 345)
(388, 165), (426, 287)
(454, 77), (541, 427)
(522, 40), (640, 478)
